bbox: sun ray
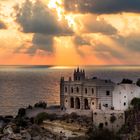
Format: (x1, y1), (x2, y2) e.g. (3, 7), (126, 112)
(47, 0), (76, 29)
(48, 0), (64, 21)
(65, 14), (75, 28)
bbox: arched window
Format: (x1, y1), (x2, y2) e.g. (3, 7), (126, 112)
(124, 102), (126, 106)
(71, 87), (73, 93)
(99, 103), (101, 109)
(65, 87), (67, 93)
(85, 88), (87, 94)
(75, 97), (80, 109)
(76, 87), (79, 93)
(84, 98), (89, 110)
(92, 88), (94, 94)
(106, 91), (110, 96)
(70, 97), (74, 108)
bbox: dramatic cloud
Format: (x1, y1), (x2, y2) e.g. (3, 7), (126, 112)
(64, 0), (140, 14)
(0, 0), (140, 65)
(15, 34), (54, 55)
(94, 43), (125, 59)
(111, 34), (140, 52)
(16, 0), (73, 35)
(73, 35), (125, 59)
(32, 33), (53, 52)
(73, 36), (91, 57)
(80, 15), (117, 35)
(73, 33), (140, 64)
(74, 36), (90, 46)
(0, 20), (7, 29)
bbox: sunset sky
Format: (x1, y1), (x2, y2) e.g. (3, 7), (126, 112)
(0, 0), (140, 65)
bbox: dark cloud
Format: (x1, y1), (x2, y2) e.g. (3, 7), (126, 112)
(73, 35), (125, 59)
(15, 33), (54, 55)
(73, 36), (91, 57)
(112, 34), (140, 52)
(94, 34), (140, 60)
(125, 35), (140, 52)
(64, 0), (140, 14)
(16, 0), (73, 35)
(93, 33), (140, 65)
(82, 17), (117, 35)
(32, 33), (53, 52)
(94, 43), (125, 59)
(0, 20), (7, 29)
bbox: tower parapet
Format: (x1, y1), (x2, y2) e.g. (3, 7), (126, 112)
(73, 67), (85, 81)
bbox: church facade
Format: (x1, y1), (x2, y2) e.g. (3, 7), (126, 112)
(60, 68), (115, 113)
(60, 68), (140, 131)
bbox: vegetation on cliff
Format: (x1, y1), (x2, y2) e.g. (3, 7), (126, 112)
(87, 127), (121, 140)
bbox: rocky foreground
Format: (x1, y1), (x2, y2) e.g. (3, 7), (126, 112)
(1, 101), (140, 140)
(0, 113), (59, 140)
(0, 102), (91, 140)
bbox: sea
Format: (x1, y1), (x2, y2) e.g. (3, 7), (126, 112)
(0, 65), (140, 116)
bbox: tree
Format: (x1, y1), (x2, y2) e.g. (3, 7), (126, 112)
(121, 79), (133, 84)
(34, 101), (47, 109)
(34, 112), (57, 124)
(17, 108), (26, 118)
(136, 79), (140, 87)
(34, 112), (48, 124)
(131, 98), (140, 110)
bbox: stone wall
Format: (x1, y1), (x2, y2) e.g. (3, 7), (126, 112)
(93, 110), (125, 132)
(65, 108), (92, 117)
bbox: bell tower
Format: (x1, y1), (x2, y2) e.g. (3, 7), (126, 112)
(73, 67), (85, 81)
(60, 77), (65, 110)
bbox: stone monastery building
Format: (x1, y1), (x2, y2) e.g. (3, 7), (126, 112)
(60, 68), (140, 113)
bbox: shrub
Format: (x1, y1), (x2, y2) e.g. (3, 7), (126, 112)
(131, 97), (140, 109)
(34, 112), (48, 124)
(34, 112), (57, 124)
(121, 79), (133, 84)
(16, 117), (28, 127)
(27, 105), (33, 109)
(34, 101), (47, 109)
(17, 108), (26, 118)
(136, 79), (140, 87)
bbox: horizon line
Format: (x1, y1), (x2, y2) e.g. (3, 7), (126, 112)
(0, 64), (140, 67)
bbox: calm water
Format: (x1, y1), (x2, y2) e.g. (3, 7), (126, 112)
(0, 65), (140, 116)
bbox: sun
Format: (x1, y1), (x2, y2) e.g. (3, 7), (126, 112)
(65, 14), (76, 28)
(47, 0), (76, 28)
(48, 0), (64, 21)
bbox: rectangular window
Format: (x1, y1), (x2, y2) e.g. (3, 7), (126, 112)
(85, 88), (87, 94)
(71, 87), (73, 93)
(92, 88), (94, 94)
(106, 91), (110, 96)
(76, 87), (79, 93)
(65, 87), (67, 92)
